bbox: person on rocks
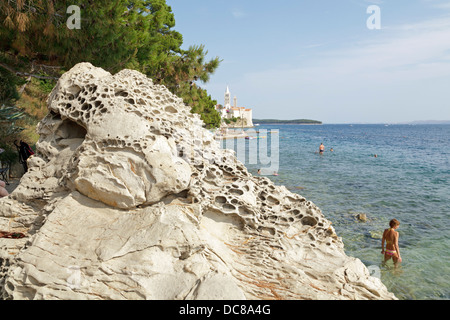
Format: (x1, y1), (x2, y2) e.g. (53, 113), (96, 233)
(0, 180), (8, 198)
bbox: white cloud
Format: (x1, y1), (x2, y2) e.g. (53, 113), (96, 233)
(433, 2), (450, 9)
(302, 43), (327, 49)
(364, 0), (384, 4)
(247, 14), (450, 84)
(236, 15), (450, 122)
(231, 8), (246, 19)
(419, 0), (450, 9)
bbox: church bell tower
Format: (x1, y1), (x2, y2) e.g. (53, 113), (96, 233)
(224, 86), (231, 108)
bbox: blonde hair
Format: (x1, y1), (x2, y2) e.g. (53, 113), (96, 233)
(389, 219), (400, 228)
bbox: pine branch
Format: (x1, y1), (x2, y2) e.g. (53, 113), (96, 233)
(0, 62), (59, 81)
(18, 76), (32, 94)
(32, 63), (63, 69)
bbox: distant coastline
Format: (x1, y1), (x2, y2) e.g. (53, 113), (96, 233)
(251, 119), (449, 125)
(253, 119), (322, 125)
(403, 120), (450, 125)
(327, 121), (450, 125)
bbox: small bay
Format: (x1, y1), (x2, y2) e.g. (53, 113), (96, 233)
(223, 123), (450, 300)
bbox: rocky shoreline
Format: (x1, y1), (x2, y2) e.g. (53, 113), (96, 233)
(0, 63), (396, 300)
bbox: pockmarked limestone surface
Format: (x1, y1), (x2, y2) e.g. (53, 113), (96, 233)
(0, 63), (396, 300)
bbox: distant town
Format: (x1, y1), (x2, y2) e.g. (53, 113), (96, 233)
(215, 86), (254, 128)
(215, 86), (321, 127)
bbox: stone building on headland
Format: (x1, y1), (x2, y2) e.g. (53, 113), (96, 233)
(216, 86), (253, 128)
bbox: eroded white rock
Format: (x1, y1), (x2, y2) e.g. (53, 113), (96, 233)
(0, 63), (396, 300)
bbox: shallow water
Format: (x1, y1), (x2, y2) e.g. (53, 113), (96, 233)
(222, 124), (450, 300)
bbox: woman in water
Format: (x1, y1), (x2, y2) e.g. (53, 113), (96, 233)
(381, 219), (402, 266)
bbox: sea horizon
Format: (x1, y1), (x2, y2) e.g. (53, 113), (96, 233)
(252, 120), (450, 125)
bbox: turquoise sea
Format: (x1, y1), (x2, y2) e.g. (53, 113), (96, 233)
(222, 124), (450, 300)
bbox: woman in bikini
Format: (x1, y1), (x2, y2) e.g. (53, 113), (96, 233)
(381, 219), (402, 266)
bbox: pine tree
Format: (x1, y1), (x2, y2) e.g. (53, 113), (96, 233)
(0, 0), (222, 127)
(0, 66), (25, 142)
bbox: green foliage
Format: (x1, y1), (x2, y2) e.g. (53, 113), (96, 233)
(0, 0), (222, 127)
(181, 84), (221, 128)
(0, 105), (25, 139)
(0, 142), (17, 165)
(0, 64), (25, 144)
(37, 78), (57, 95)
(0, 65), (20, 103)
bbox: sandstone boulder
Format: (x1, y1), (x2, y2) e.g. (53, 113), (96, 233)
(0, 63), (396, 300)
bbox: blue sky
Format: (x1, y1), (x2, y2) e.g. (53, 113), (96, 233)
(167, 0), (450, 123)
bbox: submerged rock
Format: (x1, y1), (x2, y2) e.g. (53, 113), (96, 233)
(0, 63), (396, 300)
(356, 213), (368, 222)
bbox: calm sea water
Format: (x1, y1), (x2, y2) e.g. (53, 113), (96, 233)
(222, 124), (450, 300)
